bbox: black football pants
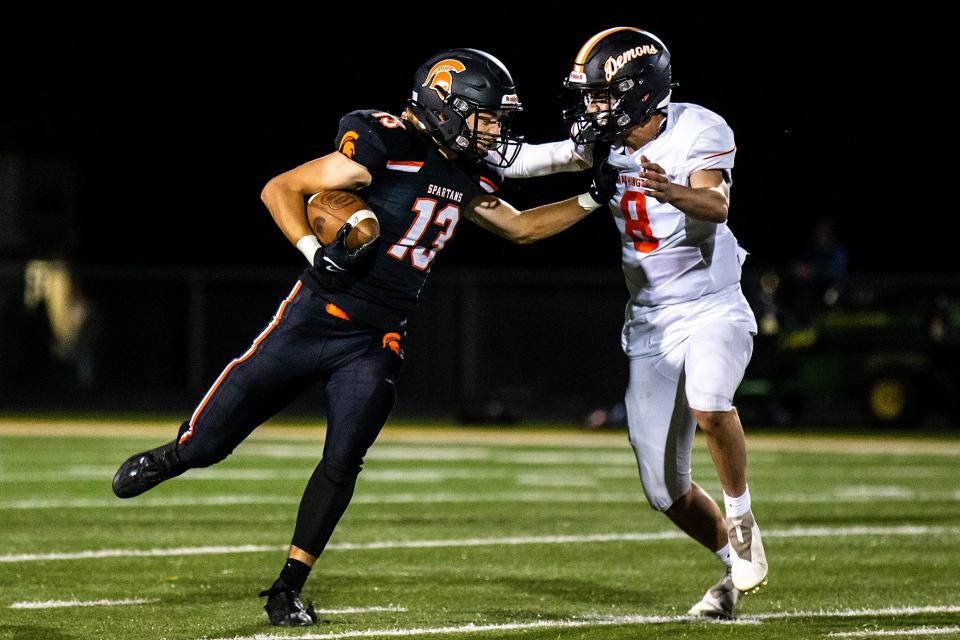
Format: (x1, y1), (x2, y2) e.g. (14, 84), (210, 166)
(174, 280), (403, 556)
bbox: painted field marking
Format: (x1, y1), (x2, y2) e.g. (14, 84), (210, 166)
(9, 598), (158, 609)
(201, 605), (960, 640)
(828, 627), (960, 637)
(3, 525), (958, 563)
(315, 607), (408, 615)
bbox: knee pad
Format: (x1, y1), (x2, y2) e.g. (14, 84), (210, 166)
(320, 458), (361, 485)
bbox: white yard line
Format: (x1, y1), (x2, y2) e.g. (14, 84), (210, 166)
(503, 452), (632, 465)
(0, 467), (313, 482)
(1, 462), (953, 484)
(0, 495), (301, 509)
(835, 486), (916, 499)
(752, 606), (960, 620)
(361, 471), (497, 482)
(7, 599), (400, 616)
(5, 488), (960, 510)
(241, 446), (494, 462)
(515, 473), (596, 487)
(201, 606), (960, 640)
(0, 468), (561, 483)
(242, 447), (634, 466)
(0, 544), (284, 562)
(9, 598), (158, 609)
(2, 422), (959, 455)
(3, 524), (958, 563)
(828, 627), (960, 637)
(314, 607), (408, 615)
(209, 616), (751, 639)
(0, 492), (644, 510)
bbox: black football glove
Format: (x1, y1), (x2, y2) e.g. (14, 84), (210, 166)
(587, 140), (619, 206)
(315, 223), (376, 272)
(310, 223), (377, 290)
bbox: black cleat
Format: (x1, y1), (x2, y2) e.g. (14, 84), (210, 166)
(258, 584), (317, 626)
(111, 440), (185, 499)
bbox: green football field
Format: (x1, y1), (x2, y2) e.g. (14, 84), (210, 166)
(1, 418), (958, 639)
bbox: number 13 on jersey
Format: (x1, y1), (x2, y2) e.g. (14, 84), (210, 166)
(388, 198), (460, 271)
(620, 190), (659, 254)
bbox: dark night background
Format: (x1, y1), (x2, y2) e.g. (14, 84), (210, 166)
(1, 7), (947, 274)
(1, 6), (955, 426)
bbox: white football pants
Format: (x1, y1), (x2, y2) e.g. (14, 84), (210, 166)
(624, 315), (754, 512)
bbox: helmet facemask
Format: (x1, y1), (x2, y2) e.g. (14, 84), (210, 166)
(470, 102), (523, 168)
(563, 66), (666, 144)
(410, 89), (523, 167)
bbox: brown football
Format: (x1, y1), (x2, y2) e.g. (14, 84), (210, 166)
(306, 190), (380, 251)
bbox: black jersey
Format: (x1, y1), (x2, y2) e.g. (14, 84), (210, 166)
(301, 110), (502, 331)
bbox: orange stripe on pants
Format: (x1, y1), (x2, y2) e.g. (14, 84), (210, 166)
(179, 280), (303, 444)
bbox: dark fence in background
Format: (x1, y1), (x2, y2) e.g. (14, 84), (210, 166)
(0, 264), (629, 423)
(2, 263), (958, 429)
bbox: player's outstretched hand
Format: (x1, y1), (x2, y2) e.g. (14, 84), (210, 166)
(639, 155), (673, 203)
(588, 141), (618, 205)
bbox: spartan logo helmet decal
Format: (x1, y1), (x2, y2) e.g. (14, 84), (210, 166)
(423, 59), (466, 98)
(338, 130), (359, 158)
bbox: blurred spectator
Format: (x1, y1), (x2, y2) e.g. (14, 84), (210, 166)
(585, 401), (627, 430)
(788, 218), (849, 324)
(23, 260), (100, 388)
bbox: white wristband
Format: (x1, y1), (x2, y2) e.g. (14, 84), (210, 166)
(578, 192), (606, 211)
(296, 235), (322, 265)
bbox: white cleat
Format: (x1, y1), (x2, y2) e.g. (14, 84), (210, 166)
(687, 569), (738, 619)
(727, 510), (769, 592)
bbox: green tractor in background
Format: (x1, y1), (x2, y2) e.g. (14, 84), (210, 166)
(738, 272), (960, 430)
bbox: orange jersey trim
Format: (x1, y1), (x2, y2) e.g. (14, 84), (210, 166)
(386, 160), (424, 172)
(702, 146), (736, 160)
(479, 175), (498, 193)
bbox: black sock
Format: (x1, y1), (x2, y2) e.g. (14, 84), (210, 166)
(277, 558), (311, 592)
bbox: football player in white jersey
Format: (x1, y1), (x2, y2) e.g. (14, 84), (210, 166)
(562, 27), (768, 619)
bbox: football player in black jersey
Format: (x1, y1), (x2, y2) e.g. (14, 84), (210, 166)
(111, 48), (616, 627)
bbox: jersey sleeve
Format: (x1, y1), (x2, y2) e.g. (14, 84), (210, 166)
(685, 123), (736, 180)
(477, 164), (504, 194)
(334, 111), (389, 171)
(497, 139), (585, 179)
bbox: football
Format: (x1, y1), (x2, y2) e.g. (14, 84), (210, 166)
(306, 190), (380, 251)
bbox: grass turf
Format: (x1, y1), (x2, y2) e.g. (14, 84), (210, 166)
(1, 421), (958, 639)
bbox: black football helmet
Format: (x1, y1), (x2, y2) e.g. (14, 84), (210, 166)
(409, 48), (524, 167)
(563, 28), (673, 143)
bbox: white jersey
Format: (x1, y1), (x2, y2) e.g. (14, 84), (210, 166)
(606, 102), (747, 309)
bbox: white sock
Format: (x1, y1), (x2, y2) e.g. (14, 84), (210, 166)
(723, 486), (752, 518)
(715, 543), (732, 568)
